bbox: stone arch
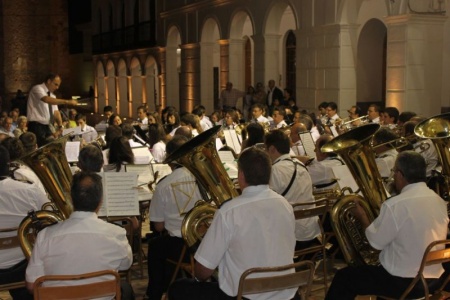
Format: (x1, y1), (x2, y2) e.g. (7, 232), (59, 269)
(356, 18), (387, 108)
(96, 61), (106, 111)
(260, 1), (297, 89)
(200, 17), (221, 113)
(130, 56), (143, 118)
(226, 10), (254, 111)
(145, 55), (159, 112)
(117, 58), (128, 116)
(106, 60), (116, 114)
(165, 25), (182, 110)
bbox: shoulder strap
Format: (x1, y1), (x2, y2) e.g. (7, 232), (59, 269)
(280, 159), (298, 197)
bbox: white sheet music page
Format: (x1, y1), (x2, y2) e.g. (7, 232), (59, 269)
(299, 132), (316, 159)
(218, 151), (238, 179)
(330, 125), (339, 137)
(126, 164), (153, 201)
(97, 172), (139, 217)
(331, 165), (361, 196)
(65, 141), (80, 162)
(151, 163), (173, 184)
(132, 147), (153, 164)
(223, 129), (241, 154)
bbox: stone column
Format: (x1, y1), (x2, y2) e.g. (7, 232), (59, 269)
(263, 34), (282, 86)
(200, 41), (216, 113)
(229, 38), (246, 110)
(141, 75), (147, 107)
(385, 14), (446, 116)
(252, 34), (265, 85)
(219, 40), (230, 92)
(180, 43), (200, 112)
(159, 48), (167, 109)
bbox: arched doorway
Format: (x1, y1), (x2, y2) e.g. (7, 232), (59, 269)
(106, 60), (116, 114)
(131, 57), (143, 118)
(96, 61), (106, 111)
(145, 55), (159, 112)
(357, 18), (387, 110)
(118, 59), (128, 116)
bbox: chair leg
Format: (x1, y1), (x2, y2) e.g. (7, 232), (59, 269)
(169, 245), (187, 285)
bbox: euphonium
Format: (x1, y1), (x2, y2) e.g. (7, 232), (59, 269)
(321, 123), (387, 266)
(18, 135), (73, 258)
(415, 112), (450, 200)
(164, 125), (239, 250)
(19, 135), (73, 219)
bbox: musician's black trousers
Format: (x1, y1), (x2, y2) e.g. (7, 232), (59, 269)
(168, 278), (302, 300)
(0, 259), (33, 300)
(325, 265), (440, 300)
(146, 235), (189, 300)
(28, 121), (52, 147)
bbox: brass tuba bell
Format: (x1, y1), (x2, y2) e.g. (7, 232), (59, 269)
(415, 112), (450, 200)
(321, 124), (387, 266)
(164, 125), (239, 250)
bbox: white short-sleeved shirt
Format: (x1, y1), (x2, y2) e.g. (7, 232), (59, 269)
(414, 139), (439, 177)
(291, 140), (305, 156)
(270, 154), (320, 241)
(13, 164), (47, 194)
(0, 178), (49, 269)
(27, 83), (58, 125)
(79, 124), (99, 143)
(307, 157), (344, 186)
(195, 185), (296, 299)
(366, 182), (448, 278)
(26, 211), (132, 296)
(375, 148), (398, 178)
(149, 167), (202, 237)
(276, 120), (287, 128)
(151, 141), (166, 163)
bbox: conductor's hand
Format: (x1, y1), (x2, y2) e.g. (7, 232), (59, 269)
(67, 99), (78, 106)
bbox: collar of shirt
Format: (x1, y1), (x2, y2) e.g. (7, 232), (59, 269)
(69, 211), (98, 220)
(272, 153), (291, 165)
(240, 184), (270, 196)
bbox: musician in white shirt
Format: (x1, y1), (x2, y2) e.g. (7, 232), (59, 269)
(272, 106), (288, 129)
(75, 114), (98, 143)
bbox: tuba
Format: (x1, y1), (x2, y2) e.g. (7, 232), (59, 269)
(18, 135), (74, 258)
(164, 125), (239, 250)
(415, 112), (450, 200)
(321, 124), (388, 266)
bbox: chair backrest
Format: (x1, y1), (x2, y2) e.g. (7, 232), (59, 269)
(0, 227), (20, 250)
(33, 270), (121, 300)
(0, 227), (26, 292)
(400, 239), (450, 300)
(292, 199), (330, 233)
(236, 260), (315, 300)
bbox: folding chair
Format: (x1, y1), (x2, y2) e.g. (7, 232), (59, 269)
(0, 227), (26, 292)
(236, 260), (315, 300)
(292, 198), (330, 293)
(33, 270), (121, 300)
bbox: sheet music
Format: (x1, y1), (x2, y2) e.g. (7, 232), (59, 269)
(331, 165), (361, 196)
(218, 151), (238, 179)
(132, 147), (153, 164)
(65, 141), (80, 162)
(330, 125), (339, 137)
(215, 137), (224, 151)
(97, 172), (139, 217)
(126, 164), (153, 201)
(298, 131), (316, 159)
(151, 163), (172, 184)
(223, 129), (241, 154)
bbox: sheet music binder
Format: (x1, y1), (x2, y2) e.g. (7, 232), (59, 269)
(298, 131), (317, 159)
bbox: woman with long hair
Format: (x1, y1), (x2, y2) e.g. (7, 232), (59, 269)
(148, 123), (167, 163)
(107, 136), (134, 171)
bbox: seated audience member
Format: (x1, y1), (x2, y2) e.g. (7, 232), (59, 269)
(265, 130), (320, 250)
(106, 136), (135, 172)
(0, 146), (48, 300)
(372, 127), (399, 178)
(325, 151), (448, 300)
(148, 123), (167, 163)
(13, 116), (28, 138)
(19, 132), (38, 154)
(146, 135), (202, 300)
(25, 172), (134, 299)
(75, 113), (98, 143)
(78, 145), (104, 172)
(168, 147), (297, 300)
(0, 117), (14, 137)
